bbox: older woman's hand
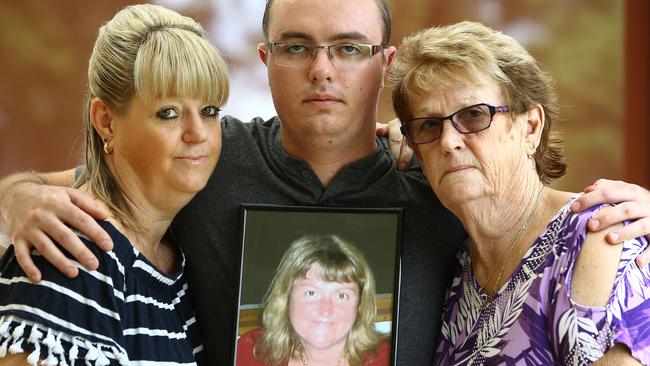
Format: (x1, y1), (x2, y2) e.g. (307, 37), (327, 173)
(570, 179), (650, 265)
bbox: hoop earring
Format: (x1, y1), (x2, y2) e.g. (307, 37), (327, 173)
(527, 144), (537, 160)
(103, 139), (113, 155)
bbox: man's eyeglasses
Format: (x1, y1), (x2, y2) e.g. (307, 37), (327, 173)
(400, 103), (510, 144)
(266, 42), (385, 68)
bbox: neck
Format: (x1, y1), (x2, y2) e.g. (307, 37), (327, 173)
(296, 342), (346, 366)
(280, 123), (377, 187)
(453, 174), (547, 289)
(81, 173), (189, 274)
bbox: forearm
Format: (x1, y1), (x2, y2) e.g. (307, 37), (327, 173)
(0, 170), (75, 241)
(593, 343), (642, 365)
(0, 172), (45, 240)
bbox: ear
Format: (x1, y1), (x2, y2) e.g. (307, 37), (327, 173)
(525, 104), (545, 155)
(90, 97), (115, 141)
(257, 43), (269, 65)
(383, 46), (397, 72)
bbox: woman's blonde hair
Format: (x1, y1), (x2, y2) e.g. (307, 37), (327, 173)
(388, 21), (566, 184)
(75, 4), (229, 230)
(255, 235), (383, 366)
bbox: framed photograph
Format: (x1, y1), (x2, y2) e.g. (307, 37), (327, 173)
(234, 204), (403, 366)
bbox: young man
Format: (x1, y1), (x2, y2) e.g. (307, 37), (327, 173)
(2, 0), (650, 364)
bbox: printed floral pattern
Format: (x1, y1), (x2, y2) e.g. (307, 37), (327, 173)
(435, 199), (650, 365)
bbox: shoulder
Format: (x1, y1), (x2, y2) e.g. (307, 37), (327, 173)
(238, 328), (262, 345)
(571, 221), (624, 307)
(221, 115), (278, 135)
(236, 328), (265, 364)
(0, 220), (131, 321)
(365, 339), (391, 365)
(566, 201), (646, 308)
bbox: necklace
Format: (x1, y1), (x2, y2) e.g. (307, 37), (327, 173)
(474, 185), (545, 311)
(298, 346), (345, 366)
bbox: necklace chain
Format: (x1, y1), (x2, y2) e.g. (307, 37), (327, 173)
(476, 186), (545, 310)
(298, 345), (345, 366)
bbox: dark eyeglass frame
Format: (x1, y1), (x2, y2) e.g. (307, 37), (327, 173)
(400, 103), (510, 144)
(265, 42), (385, 66)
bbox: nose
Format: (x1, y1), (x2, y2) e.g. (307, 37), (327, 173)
(318, 296), (334, 316)
(308, 47), (335, 83)
(183, 111), (208, 144)
(439, 119), (465, 153)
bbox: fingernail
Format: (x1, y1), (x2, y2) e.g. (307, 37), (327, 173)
(29, 272), (41, 283)
(86, 257), (98, 268)
(590, 219), (600, 230)
(609, 232), (619, 242)
(570, 202), (580, 211)
(66, 266), (77, 277)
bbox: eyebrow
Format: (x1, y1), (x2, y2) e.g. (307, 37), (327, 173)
(277, 31), (373, 44)
(294, 281), (358, 291)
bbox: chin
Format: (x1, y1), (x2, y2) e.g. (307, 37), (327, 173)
(175, 177), (211, 194)
(436, 183), (482, 206)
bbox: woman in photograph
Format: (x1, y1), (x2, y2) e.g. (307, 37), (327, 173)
(388, 21), (650, 364)
(237, 235), (390, 366)
(0, 4), (228, 365)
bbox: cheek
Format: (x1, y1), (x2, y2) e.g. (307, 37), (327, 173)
(289, 298), (309, 321)
(414, 146), (441, 184)
(336, 300), (359, 320)
(117, 132), (167, 169)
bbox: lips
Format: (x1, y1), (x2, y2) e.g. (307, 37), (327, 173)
(175, 155), (207, 163)
(441, 165), (474, 179)
(303, 93), (343, 105)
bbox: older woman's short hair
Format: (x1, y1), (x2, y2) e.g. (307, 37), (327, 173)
(75, 4), (229, 230)
(388, 21), (566, 184)
(255, 235), (383, 366)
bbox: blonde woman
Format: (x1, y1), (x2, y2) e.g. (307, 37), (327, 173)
(237, 235), (390, 366)
(0, 4), (228, 365)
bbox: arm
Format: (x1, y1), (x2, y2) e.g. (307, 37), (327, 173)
(593, 344), (642, 366)
(572, 224), (643, 365)
(0, 169), (111, 282)
(376, 119), (414, 171)
(571, 223), (623, 307)
(570, 179), (650, 264)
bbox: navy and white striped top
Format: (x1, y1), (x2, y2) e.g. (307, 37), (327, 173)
(0, 220), (203, 365)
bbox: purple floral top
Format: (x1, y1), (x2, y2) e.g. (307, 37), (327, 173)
(434, 198), (650, 365)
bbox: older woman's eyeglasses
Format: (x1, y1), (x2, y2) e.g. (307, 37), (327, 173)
(400, 103), (510, 144)
(266, 42), (385, 68)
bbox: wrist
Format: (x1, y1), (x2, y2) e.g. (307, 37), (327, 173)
(0, 173), (45, 227)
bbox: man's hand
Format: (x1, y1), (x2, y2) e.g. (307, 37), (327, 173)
(570, 179), (650, 265)
(0, 172), (112, 282)
(376, 119), (413, 171)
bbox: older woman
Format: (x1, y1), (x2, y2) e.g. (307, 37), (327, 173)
(388, 21), (650, 365)
(0, 4), (228, 365)
(236, 235), (390, 366)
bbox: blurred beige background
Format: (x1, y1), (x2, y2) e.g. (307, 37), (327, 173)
(0, 0), (644, 191)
